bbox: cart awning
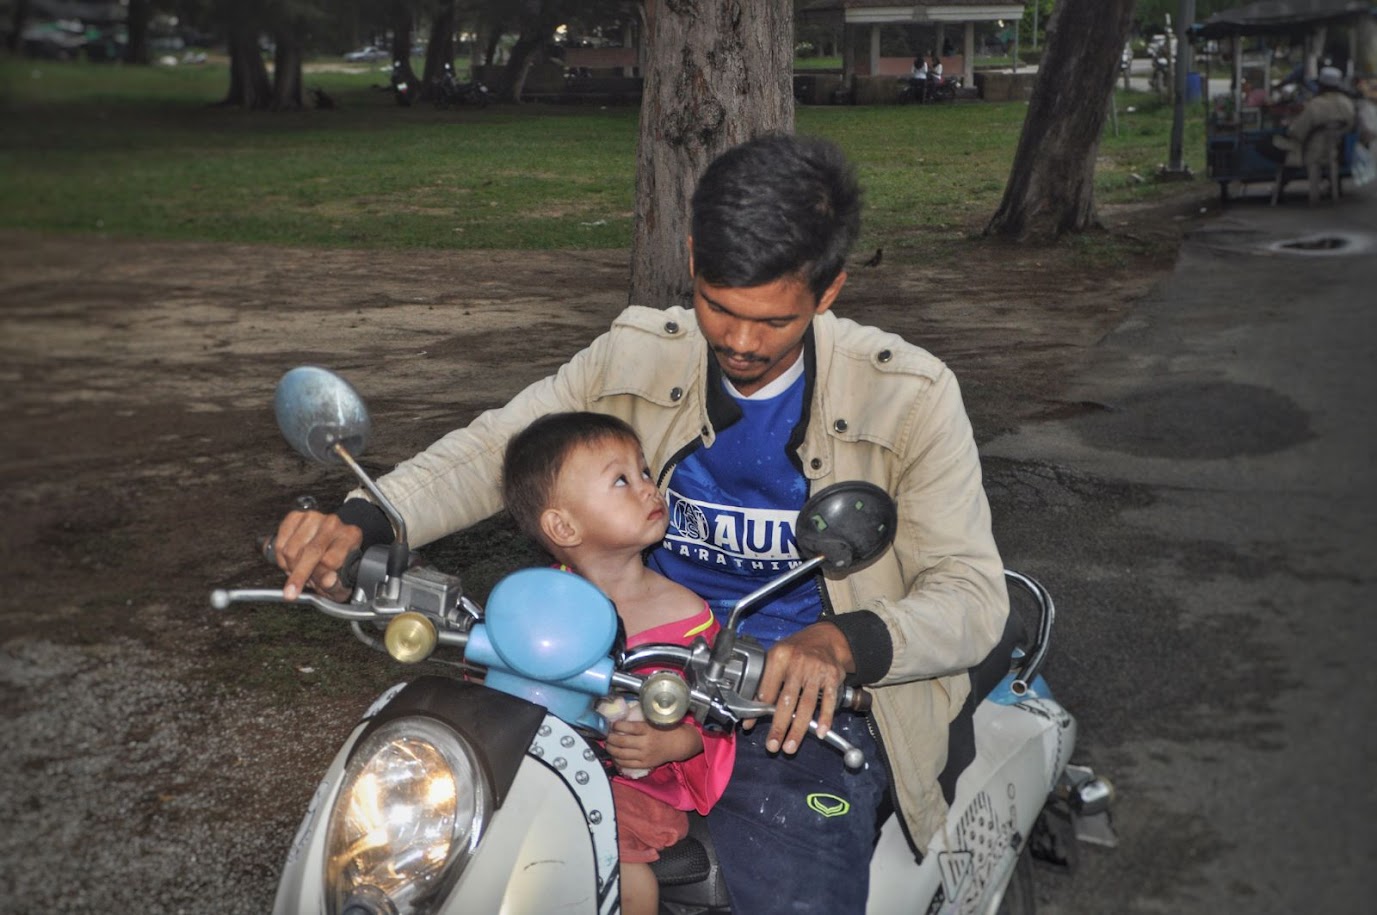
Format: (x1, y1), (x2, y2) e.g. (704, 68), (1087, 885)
(1193, 0), (1375, 39)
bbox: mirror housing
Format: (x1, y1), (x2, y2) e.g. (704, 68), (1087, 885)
(274, 365), (371, 465)
(272, 365), (408, 552)
(795, 481), (897, 572)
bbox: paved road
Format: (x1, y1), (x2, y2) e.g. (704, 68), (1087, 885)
(981, 187), (1377, 911)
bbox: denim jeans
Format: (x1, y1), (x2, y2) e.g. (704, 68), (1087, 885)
(705, 710), (889, 913)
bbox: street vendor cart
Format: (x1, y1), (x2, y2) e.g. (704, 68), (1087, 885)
(1193, 0), (1373, 201)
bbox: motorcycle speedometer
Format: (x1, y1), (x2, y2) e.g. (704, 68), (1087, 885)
(324, 717), (489, 915)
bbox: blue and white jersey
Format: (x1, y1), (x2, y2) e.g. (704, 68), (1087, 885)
(648, 360), (825, 647)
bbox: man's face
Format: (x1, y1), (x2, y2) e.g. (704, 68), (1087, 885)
(691, 270), (846, 397)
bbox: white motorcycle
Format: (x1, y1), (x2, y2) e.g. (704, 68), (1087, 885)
(211, 366), (1116, 915)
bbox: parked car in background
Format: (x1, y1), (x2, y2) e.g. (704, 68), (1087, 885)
(344, 46), (387, 63)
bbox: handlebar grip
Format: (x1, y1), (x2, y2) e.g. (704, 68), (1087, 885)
(839, 686), (872, 713)
(257, 535), (360, 593)
(337, 548), (362, 590)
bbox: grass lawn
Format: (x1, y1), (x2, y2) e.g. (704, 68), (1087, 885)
(1, 58), (1204, 262)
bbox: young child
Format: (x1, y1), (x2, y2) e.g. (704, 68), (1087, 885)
(502, 411), (735, 915)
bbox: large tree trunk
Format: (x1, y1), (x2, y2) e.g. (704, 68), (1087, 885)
(224, 24), (272, 109)
(500, 29), (546, 102)
(389, 4), (418, 88)
(984, 0), (1135, 241)
(123, 0), (150, 64)
(421, 2), (457, 100)
(271, 22), (306, 111)
(7, 0), (31, 53)
(628, 0), (793, 310)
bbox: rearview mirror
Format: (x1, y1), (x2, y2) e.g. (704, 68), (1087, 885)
(795, 481), (897, 573)
(273, 365), (371, 465)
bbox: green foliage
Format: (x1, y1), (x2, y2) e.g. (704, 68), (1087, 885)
(1, 59), (1204, 258)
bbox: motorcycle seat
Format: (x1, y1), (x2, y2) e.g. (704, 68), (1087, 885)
(650, 833), (712, 886)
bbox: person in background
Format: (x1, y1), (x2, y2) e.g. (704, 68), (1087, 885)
(910, 53), (929, 102)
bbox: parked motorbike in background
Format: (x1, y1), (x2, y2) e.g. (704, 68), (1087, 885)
(898, 73), (962, 104)
(212, 366), (1116, 914)
(390, 59), (416, 107)
(432, 62), (491, 109)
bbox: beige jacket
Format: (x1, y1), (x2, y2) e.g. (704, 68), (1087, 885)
(362, 305), (1009, 850)
(1279, 91), (1356, 167)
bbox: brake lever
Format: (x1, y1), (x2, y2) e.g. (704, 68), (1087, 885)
(209, 587), (378, 621)
(718, 692), (867, 770)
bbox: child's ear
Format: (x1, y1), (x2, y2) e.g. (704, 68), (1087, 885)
(540, 507), (581, 549)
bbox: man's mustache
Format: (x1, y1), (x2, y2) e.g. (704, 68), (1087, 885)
(713, 347), (766, 364)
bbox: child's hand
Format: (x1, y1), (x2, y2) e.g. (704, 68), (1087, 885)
(605, 717), (703, 776)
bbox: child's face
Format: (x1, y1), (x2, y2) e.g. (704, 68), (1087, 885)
(551, 436), (668, 552)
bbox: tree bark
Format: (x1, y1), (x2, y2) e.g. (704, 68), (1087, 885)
(421, 2), (457, 99)
(224, 24), (272, 109)
(271, 22), (306, 111)
(123, 0), (150, 64)
(389, 3), (418, 88)
(500, 28), (546, 102)
(985, 0), (1135, 241)
(628, 0), (794, 310)
(7, 0), (30, 54)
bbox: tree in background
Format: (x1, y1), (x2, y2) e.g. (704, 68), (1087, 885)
(985, 0), (1135, 240)
(421, 0), (457, 97)
(221, 0), (273, 108)
(124, 0), (152, 63)
(387, 0), (420, 93)
(629, 0), (793, 309)
(1020, 0), (1054, 50)
(215, 0), (326, 110)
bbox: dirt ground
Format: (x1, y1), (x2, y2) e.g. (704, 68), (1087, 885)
(0, 194), (1207, 912)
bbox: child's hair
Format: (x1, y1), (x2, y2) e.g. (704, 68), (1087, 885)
(502, 411), (643, 547)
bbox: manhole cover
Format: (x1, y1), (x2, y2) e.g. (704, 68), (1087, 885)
(1265, 231), (1374, 256)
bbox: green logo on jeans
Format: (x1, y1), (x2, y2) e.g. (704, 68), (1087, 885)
(806, 793), (851, 818)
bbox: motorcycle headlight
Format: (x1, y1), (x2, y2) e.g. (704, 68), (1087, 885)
(325, 717), (489, 915)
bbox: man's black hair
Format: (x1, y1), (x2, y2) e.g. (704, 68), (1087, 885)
(690, 133), (862, 301)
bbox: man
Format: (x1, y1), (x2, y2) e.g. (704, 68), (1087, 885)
(1264, 66), (1357, 202)
(275, 134), (1008, 912)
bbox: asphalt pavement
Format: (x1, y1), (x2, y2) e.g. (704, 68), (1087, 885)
(981, 183), (1376, 911)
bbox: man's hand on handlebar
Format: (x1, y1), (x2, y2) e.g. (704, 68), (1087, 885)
(750, 622), (855, 756)
(274, 510), (363, 602)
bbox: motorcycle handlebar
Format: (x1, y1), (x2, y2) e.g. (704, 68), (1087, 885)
(258, 534), (362, 591)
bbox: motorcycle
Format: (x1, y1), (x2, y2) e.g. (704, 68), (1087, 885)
(211, 366), (1116, 914)
(432, 62), (490, 109)
(390, 59), (416, 107)
(1150, 54), (1171, 95)
(898, 73), (961, 104)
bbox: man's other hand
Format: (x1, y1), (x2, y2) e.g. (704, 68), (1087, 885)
(274, 510), (362, 601)
(752, 622), (855, 755)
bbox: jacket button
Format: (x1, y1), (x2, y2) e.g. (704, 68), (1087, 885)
(665, 321), (679, 334)
(878, 349), (892, 363)
(670, 387), (683, 402)
(810, 458), (823, 470)
(834, 419), (848, 432)
(701, 425), (710, 437)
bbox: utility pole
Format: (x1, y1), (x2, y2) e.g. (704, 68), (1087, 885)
(1165, 0), (1196, 176)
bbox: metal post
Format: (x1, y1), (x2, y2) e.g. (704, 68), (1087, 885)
(1166, 0), (1196, 176)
